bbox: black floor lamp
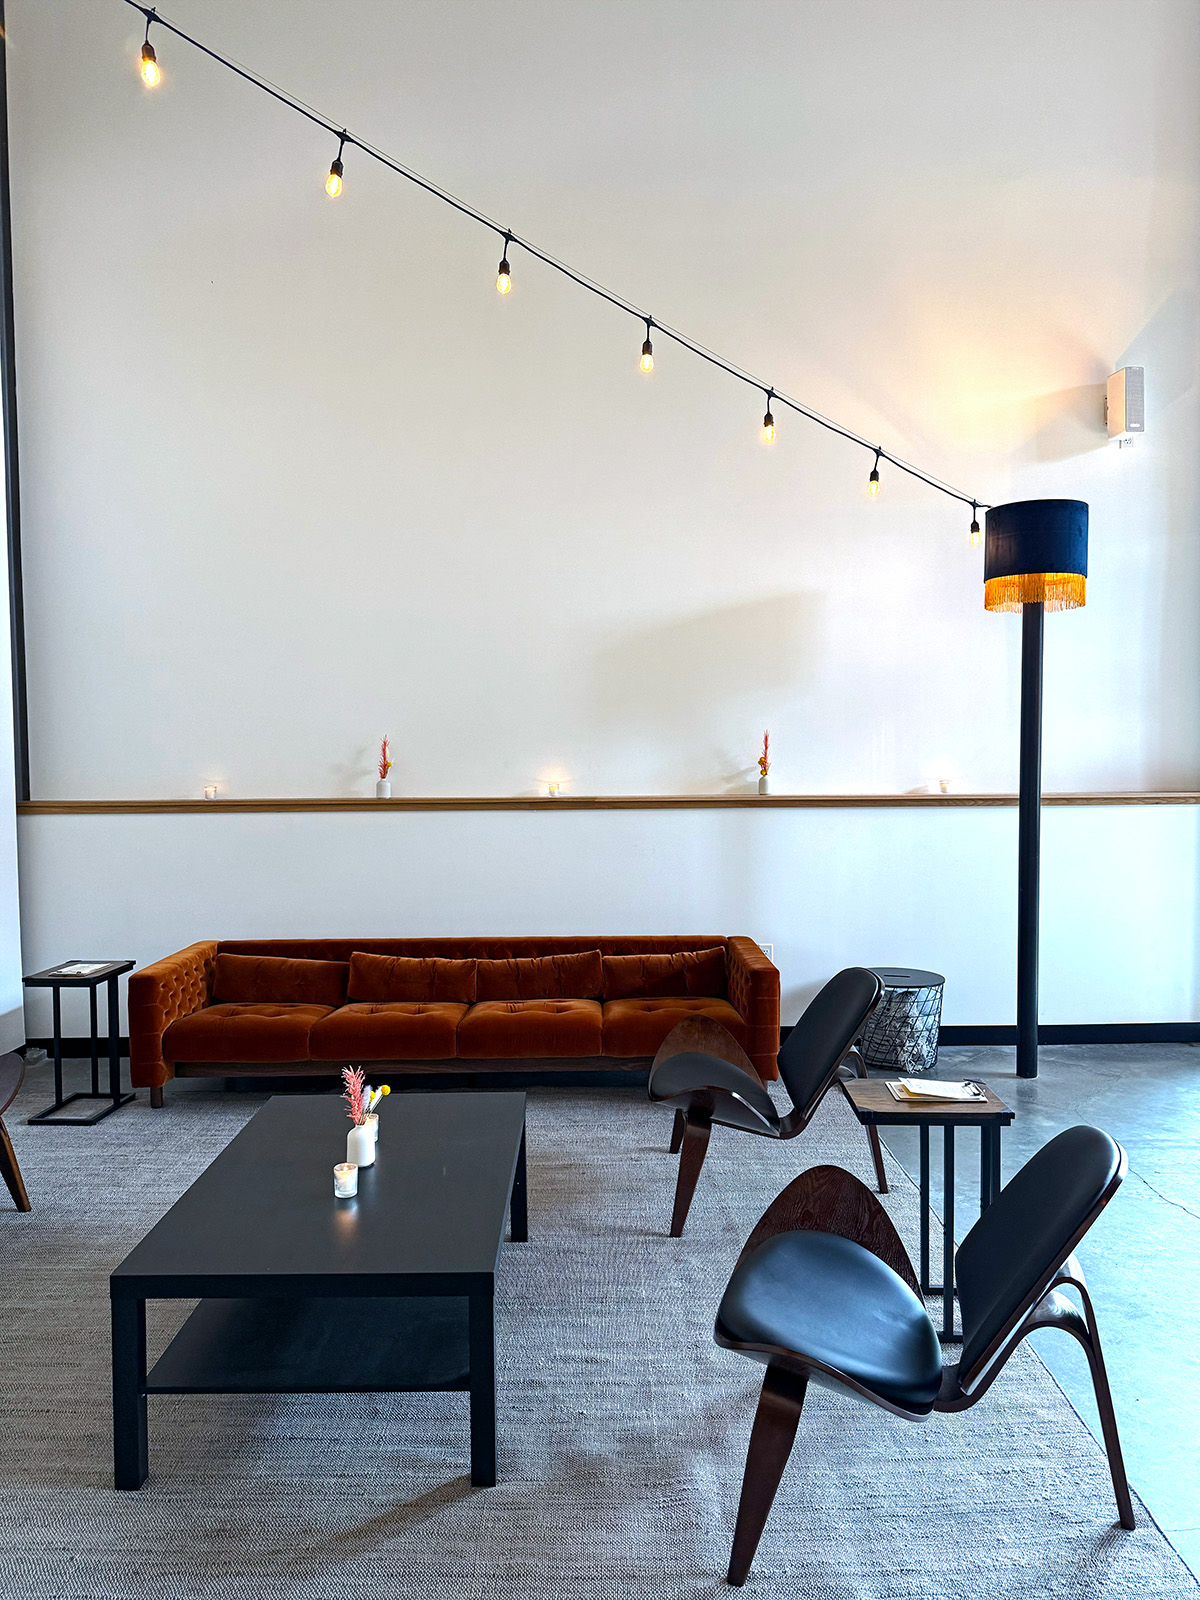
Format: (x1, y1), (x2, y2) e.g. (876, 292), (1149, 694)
(984, 499), (1088, 1079)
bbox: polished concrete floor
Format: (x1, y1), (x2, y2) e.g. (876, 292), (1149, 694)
(881, 1043), (1200, 1581)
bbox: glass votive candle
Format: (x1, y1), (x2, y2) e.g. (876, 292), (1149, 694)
(204, 785), (218, 800)
(333, 1162), (358, 1198)
(364, 1112), (379, 1143)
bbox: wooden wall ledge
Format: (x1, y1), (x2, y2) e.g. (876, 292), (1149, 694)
(16, 792), (1200, 815)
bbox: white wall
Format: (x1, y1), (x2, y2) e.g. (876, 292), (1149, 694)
(6, 1), (1200, 1031)
(16, 803), (1200, 1037)
(7, 0), (1199, 799)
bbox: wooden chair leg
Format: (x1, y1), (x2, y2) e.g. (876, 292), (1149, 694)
(150, 1085), (164, 1108)
(728, 1364), (808, 1587)
(1081, 1315), (1136, 1529)
(0, 1116), (31, 1212)
(669, 1107), (686, 1154)
(866, 1123), (888, 1194)
(669, 1111), (711, 1237)
(847, 1046), (888, 1193)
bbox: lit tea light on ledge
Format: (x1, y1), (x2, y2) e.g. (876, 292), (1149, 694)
(547, 782), (561, 798)
(333, 1162), (358, 1197)
(204, 785), (218, 800)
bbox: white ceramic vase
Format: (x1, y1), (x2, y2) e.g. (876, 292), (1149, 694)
(376, 780), (391, 799)
(347, 1122), (375, 1168)
(758, 774), (771, 795)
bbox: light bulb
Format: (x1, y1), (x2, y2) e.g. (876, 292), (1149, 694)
(762, 409), (776, 445)
(496, 257), (511, 294)
(868, 455), (881, 496)
(140, 42), (160, 87)
(326, 158), (343, 198)
(640, 336), (654, 373)
(969, 518), (981, 547)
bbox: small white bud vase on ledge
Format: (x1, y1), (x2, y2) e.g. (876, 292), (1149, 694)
(347, 1121), (375, 1168)
(758, 774), (771, 795)
(376, 780), (391, 799)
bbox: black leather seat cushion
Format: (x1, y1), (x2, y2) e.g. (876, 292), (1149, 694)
(717, 1230), (943, 1413)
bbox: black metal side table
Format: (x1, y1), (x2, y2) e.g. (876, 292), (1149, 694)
(23, 961), (137, 1125)
(861, 967), (945, 1073)
(841, 1077), (1014, 1342)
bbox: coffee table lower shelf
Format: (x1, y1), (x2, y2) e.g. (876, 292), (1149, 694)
(115, 1287), (497, 1491)
(147, 1295), (472, 1393)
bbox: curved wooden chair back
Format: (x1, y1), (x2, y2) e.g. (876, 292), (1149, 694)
(0, 1052), (31, 1212)
(735, 1163), (919, 1294)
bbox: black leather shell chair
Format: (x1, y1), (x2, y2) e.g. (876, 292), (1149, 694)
(714, 1126), (1134, 1586)
(647, 967), (886, 1236)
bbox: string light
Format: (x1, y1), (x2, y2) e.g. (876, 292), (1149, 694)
(326, 132), (346, 198)
(139, 11), (160, 86)
(761, 391), (776, 444)
(119, 0), (991, 529)
(640, 319), (654, 373)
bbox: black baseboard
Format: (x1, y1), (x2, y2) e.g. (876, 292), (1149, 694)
(938, 1023), (1200, 1046)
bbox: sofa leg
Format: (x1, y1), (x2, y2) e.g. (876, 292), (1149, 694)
(150, 1085), (163, 1109)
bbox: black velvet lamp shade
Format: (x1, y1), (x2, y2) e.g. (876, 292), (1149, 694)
(983, 499), (1088, 613)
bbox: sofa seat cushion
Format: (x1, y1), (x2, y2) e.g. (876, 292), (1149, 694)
(310, 1002), (467, 1061)
(457, 999), (602, 1059)
(602, 997), (747, 1057)
(164, 1003), (333, 1063)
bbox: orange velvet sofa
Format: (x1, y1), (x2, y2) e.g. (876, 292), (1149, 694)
(129, 937), (781, 1105)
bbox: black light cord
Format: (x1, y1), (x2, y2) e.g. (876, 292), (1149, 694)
(122, 0), (989, 514)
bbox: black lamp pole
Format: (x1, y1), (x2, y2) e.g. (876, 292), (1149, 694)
(1016, 601), (1044, 1078)
(984, 498), (1088, 1084)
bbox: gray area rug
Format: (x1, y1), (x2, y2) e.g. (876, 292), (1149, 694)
(0, 1080), (1194, 1599)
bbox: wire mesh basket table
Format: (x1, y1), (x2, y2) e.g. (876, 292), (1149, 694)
(860, 967), (945, 1074)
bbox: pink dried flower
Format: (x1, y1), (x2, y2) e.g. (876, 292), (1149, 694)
(758, 729), (770, 777)
(342, 1065), (366, 1125)
(378, 736), (393, 781)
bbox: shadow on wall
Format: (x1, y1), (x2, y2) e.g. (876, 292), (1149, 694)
(1023, 380), (1108, 462)
(590, 592), (824, 791)
(1120, 290), (1198, 410)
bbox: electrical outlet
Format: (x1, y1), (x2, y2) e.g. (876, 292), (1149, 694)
(759, 942), (774, 962)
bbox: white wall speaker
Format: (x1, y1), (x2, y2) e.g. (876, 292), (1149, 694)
(1106, 366), (1145, 437)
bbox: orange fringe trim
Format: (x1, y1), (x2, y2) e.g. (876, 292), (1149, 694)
(984, 572), (1086, 613)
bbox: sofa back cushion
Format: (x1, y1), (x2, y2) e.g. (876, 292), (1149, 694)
(476, 950), (603, 1001)
(601, 947), (727, 1001)
(348, 952), (477, 1004)
(212, 952), (348, 1008)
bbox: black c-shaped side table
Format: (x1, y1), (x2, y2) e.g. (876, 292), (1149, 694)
(841, 1076), (1014, 1341)
(23, 960), (136, 1125)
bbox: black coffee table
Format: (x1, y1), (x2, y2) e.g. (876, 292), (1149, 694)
(110, 1092), (527, 1490)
